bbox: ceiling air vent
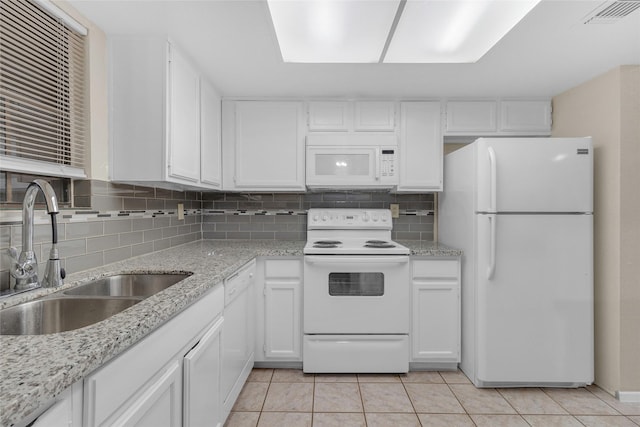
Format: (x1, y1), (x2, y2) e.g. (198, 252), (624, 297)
(583, 0), (640, 24)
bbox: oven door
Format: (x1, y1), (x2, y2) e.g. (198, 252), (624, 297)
(303, 255), (410, 334)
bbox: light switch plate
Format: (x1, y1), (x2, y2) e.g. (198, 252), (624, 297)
(177, 203), (184, 220)
(390, 204), (399, 218)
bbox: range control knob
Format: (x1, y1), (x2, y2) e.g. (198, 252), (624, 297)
(372, 214), (379, 222)
(362, 213), (370, 222)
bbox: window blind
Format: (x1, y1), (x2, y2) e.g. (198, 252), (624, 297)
(0, 0), (87, 178)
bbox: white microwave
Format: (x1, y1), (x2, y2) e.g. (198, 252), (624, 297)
(306, 134), (399, 190)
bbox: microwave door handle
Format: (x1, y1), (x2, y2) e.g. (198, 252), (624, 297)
(375, 148), (380, 181)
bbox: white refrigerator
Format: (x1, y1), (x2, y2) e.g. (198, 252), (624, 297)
(439, 137), (594, 387)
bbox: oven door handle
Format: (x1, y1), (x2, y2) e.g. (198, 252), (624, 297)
(304, 256), (409, 265)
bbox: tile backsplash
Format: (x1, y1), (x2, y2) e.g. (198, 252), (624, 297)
(1, 180), (435, 290)
(201, 192), (434, 241)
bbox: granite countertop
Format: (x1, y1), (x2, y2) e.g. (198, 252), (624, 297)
(401, 240), (462, 257)
(0, 239), (460, 426)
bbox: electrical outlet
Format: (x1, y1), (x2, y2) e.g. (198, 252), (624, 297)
(390, 204), (400, 218)
(177, 203), (184, 220)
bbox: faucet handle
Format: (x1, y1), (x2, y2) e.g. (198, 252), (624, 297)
(8, 247), (38, 281)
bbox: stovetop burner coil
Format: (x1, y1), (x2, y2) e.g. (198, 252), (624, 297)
(364, 240), (396, 248)
(313, 240), (342, 248)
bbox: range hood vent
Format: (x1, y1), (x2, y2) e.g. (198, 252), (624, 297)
(583, 0), (640, 24)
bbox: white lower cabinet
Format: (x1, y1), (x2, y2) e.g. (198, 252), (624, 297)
(411, 257), (461, 368)
(83, 285), (225, 427)
(19, 381), (83, 427)
(255, 257), (303, 363)
(184, 317), (224, 427)
(112, 360), (182, 427)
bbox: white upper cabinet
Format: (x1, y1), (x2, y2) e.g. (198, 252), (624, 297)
(444, 99), (551, 136)
(445, 101), (498, 134)
(398, 102), (443, 192)
(168, 45), (200, 184)
(200, 79), (222, 189)
(110, 37), (221, 190)
(354, 101), (396, 131)
(308, 102), (350, 131)
(307, 101), (396, 132)
(222, 101), (305, 191)
(499, 100), (552, 133)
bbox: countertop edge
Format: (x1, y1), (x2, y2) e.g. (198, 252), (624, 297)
(1, 239), (460, 426)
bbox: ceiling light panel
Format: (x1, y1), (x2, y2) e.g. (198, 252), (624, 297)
(267, 0), (401, 63)
(384, 0), (542, 63)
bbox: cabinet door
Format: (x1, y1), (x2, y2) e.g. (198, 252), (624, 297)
(398, 102), (442, 191)
(30, 383), (82, 427)
(200, 78), (222, 189)
(184, 318), (223, 427)
(412, 283), (460, 362)
(265, 280), (301, 359)
(308, 101), (350, 131)
(233, 101), (305, 190)
(168, 45), (200, 183)
(354, 101), (395, 131)
(445, 101), (497, 133)
(113, 360), (182, 427)
(499, 100), (551, 134)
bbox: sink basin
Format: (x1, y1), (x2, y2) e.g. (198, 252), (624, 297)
(0, 297), (141, 335)
(64, 273), (191, 298)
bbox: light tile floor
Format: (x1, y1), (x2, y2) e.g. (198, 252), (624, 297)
(225, 369), (640, 427)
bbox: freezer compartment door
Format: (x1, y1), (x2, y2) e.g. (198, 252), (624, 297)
(475, 214), (593, 385)
(476, 138), (593, 213)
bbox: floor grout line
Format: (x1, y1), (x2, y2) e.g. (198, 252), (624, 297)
(229, 369), (640, 427)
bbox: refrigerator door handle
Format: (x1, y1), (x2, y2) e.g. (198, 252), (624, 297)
(488, 147), (497, 212)
(487, 214), (497, 280)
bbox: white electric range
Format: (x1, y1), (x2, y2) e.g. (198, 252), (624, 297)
(303, 209), (410, 373)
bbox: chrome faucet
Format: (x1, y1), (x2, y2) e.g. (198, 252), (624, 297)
(8, 179), (65, 291)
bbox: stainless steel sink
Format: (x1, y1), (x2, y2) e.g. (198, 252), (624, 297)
(1, 273), (191, 335)
(0, 297), (141, 335)
(64, 273), (191, 298)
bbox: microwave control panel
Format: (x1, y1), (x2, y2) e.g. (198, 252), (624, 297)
(380, 148), (397, 178)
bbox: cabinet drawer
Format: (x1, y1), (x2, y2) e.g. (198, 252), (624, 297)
(265, 259), (302, 279)
(412, 260), (459, 279)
